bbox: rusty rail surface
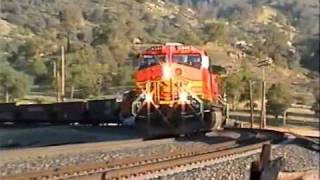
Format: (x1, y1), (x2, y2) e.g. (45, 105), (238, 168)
(103, 140), (272, 179)
(2, 129), (287, 180)
(2, 141), (238, 180)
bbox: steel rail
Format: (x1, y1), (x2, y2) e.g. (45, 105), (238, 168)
(2, 140), (238, 180)
(2, 129), (288, 180)
(102, 140), (272, 180)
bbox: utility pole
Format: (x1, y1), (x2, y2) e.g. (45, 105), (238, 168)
(53, 61), (57, 78)
(61, 46), (65, 102)
(55, 47), (65, 102)
(56, 72), (61, 102)
(66, 31), (71, 53)
(249, 80), (254, 128)
(257, 58), (273, 129)
(260, 73), (266, 129)
(53, 59), (59, 102)
(283, 111), (287, 126)
(5, 89), (9, 103)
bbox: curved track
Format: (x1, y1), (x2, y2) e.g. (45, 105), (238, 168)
(1, 128), (300, 180)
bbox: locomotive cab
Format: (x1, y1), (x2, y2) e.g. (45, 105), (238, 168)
(127, 43), (225, 137)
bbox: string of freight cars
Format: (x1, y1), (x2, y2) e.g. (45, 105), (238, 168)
(0, 98), (121, 125)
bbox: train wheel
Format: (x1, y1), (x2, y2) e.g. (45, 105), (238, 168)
(203, 109), (222, 130)
(211, 110), (222, 129)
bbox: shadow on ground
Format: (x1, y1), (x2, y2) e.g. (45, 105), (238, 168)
(0, 124), (140, 150)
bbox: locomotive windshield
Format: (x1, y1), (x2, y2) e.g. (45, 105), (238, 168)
(139, 55), (166, 69)
(173, 54), (201, 68)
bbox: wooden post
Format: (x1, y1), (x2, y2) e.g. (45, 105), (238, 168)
(225, 103), (230, 125)
(249, 80), (254, 128)
(257, 59), (273, 129)
(56, 72), (61, 102)
(260, 65), (266, 129)
(250, 144), (271, 180)
(66, 31), (71, 53)
(260, 80), (266, 129)
(5, 89), (9, 103)
(61, 46), (65, 102)
(282, 111), (287, 126)
(259, 144), (271, 170)
(70, 85), (74, 99)
(250, 144), (284, 180)
(53, 61), (57, 78)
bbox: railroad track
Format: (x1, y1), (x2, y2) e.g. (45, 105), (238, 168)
(2, 129), (290, 180)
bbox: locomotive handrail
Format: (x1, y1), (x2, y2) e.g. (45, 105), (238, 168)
(132, 93), (145, 116)
(183, 87), (204, 119)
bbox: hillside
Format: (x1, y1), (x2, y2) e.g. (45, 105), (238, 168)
(0, 0), (319, 105)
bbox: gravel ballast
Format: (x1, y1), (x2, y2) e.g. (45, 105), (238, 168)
(1, 139), (318, 178)
(0, 140), (215, 177)
(155, 143), (319, 180)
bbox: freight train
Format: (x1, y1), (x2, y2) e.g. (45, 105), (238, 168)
(0, 43), (226, 138)
(118, 43), (226, 137)
(0, 99), (121, 125)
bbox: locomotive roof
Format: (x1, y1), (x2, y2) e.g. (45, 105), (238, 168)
(143, 44), (205, 55)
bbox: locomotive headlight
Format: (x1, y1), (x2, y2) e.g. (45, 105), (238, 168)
(179, 91), (189, 103)
(145, 93), (153, 103)
(162, 64), (172, 80)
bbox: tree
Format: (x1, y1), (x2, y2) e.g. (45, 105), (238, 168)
(224, 65), (260, 109)
(202, 22), (226, 42)
(266, 83), (293, 118)
(224, 74), (243, 109)
(65, 47), (113, 98)
(298, 35), (319, 72)
(112, 65), (134, 86)
(135, 0), (147, 3)
(177, 29), (203, 45)
(0, 65), (32, 102)
(29, 59), (47, 76)
(261, 25), (290, 67)
(238, 65), (261, 102)
(60, 5), (84, 29)
(69, 63), (111, 98)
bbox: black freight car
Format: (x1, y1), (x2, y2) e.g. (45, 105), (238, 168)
(87, 99), (120, 125)
(0, 103), (17, 123)
(17, 104), (54, 123)
(52, 102), (87, 123)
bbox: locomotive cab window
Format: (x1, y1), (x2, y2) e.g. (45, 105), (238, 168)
(139, 55), (166, 69)
(173, 54), (201, 68)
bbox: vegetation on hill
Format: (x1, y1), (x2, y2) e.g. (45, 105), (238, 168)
(266, 83), (293, 117)
(0, 0), (318, 105)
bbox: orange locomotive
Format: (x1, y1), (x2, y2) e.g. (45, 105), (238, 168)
(120, 43), (225, 137)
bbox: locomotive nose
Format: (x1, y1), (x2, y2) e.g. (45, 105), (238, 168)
(162, 64), (183, 80)
(162, 63), (173, 80)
